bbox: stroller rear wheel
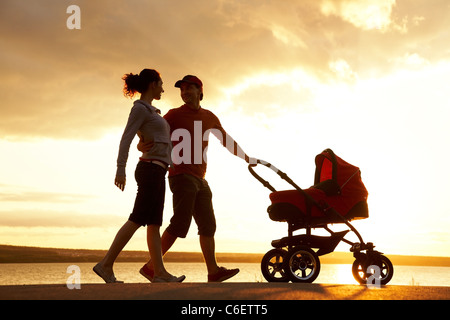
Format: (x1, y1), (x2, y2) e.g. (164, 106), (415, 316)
(352, 254), (394, 285)
(283, 246), (321, 283)
(261, 249), (289, 282)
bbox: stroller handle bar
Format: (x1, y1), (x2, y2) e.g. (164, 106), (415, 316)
(248, 159), (303, 193)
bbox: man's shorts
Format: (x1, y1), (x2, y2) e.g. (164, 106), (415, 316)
(166, 174), (216, 238)
(128, 161), (167, 226)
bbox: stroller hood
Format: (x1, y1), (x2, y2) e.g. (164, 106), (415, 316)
(314, 149), (368, 199)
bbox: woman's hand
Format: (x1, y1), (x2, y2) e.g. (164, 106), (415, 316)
(115, 175), (126, 191)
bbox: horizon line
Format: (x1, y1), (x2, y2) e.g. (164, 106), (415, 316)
(1, 243), (449, 259)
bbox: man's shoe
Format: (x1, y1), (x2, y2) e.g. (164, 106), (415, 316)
(208, 267), (239, 282)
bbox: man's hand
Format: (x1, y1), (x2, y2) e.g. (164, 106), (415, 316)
(115, 175), (126, 191)
(137, 140), (154, 153)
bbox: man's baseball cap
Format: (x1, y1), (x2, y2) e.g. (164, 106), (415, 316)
(174, 75), (203, 90)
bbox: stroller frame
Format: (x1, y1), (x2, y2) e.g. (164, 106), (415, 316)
(249, 149), (393, 284)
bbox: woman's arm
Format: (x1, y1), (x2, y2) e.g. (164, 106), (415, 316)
(115, 105), (145, 190)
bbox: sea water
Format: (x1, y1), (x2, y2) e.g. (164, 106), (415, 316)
(0, 263), (449, 287)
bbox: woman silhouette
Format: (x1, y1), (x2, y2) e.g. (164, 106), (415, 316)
(93, 69), (185, 283)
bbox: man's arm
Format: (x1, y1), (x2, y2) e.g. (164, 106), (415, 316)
(210, 128), (254, 164)
(136, 131), (154, 153)
(137, 110), (173, 153)
(209, 112), (255, 163)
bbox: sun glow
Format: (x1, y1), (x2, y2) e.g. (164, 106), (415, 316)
(321, 0), (396, 31)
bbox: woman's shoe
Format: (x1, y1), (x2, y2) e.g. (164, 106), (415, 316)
(139, 264), (154, 282)
(93, 263), (124, 283)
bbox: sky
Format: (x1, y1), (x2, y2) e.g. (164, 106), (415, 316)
(0, 0), (449, 257)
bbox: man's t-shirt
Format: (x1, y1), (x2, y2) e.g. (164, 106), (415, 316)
(164, 104), (228, 179)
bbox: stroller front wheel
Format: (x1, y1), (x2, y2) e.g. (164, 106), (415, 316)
(261, 249), (289, 282)
(283, 246), (321, 283)
(352, 254), (394, 285)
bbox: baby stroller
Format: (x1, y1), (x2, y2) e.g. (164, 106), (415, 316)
(248, 149), (393, 284)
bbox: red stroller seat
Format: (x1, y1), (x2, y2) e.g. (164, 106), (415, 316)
(268, 149), (369, 226)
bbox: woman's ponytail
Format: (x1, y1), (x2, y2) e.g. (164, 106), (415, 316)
(122, 69), (161, 98)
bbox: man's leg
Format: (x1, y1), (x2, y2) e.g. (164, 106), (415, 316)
(161, 229), (179, 255)
(200, 235), (220, 275)
(195, 179), (239, 282)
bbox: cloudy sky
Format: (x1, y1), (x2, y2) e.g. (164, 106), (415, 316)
(1, 0), (449, 257)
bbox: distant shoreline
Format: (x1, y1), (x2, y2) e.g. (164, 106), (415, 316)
(1, 244), (449, 266)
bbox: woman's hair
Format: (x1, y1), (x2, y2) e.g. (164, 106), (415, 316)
(122, 69), (161, 98)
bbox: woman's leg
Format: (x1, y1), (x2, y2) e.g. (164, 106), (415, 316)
(98, 220), (140, 271)
(144, 175), (196, 271)
(147, 224), (171, 278)
(144, 229), (178, 270)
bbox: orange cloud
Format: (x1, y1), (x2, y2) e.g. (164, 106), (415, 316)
(0, 0), (449, 139)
